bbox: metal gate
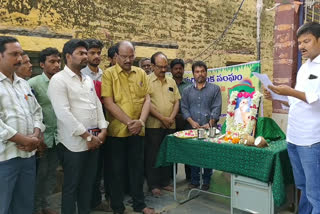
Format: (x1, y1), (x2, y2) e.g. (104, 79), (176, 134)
(305, 0), (320, 22)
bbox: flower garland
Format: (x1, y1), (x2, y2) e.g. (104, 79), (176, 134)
(225, 91), (262, 141)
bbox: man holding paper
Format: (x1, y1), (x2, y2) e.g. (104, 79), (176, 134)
(267, 22), (320, 214)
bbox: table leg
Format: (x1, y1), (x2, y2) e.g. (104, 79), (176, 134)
(173, 162), (177, 201)
(200, 167), (203, 189)
(174, 166), (230, 204)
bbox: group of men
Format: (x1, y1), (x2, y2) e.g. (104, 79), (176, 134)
(1, 21), (319, 214)
(0, 35), (222, 214)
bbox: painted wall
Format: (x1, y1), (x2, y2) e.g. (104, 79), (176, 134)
(0, 0), (276, 116)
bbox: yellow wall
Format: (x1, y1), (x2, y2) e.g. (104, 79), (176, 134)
(0, 34), (69, 52)
(0, 0), (275, 116)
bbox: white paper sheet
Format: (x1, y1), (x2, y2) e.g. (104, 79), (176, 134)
(252, 72), (289, 102)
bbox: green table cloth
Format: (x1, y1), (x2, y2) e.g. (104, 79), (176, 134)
(156, 117), (293, 207)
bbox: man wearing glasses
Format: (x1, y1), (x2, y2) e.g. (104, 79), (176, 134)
(144, 52), (180, 196)
(102, 41), (155, 214)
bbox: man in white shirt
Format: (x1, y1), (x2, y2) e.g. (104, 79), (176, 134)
(0, 36), (45, 214)
(15, 52), (33, 80)
(48, 39), (108, 214)
(268, 22), (320, 214)
(81, 39), (111, 212)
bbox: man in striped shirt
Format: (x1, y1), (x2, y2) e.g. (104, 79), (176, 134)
(0, 36), (45, 214)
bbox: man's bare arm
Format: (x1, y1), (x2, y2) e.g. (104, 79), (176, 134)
(139, 94), (151, 122)
(268, 85), (307, 103)
(150, 104), (164, 121)
(169, 100), (179, 120)
(103, 97), (132, 125)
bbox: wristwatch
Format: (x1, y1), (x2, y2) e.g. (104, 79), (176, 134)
(86, 135), (93, 142)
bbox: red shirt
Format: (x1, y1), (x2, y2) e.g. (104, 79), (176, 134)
(93, 80), (103, 103)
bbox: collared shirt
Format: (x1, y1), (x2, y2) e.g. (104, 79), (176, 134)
(48, 66), (108, 152)
(0, 72), (45, 161)
(181, 82), (222, 128)
(146, 73), (181, 129)
(177, 79), (192, 96)
(101, 64), (151, 137)
(176, 79), (192, 113)
(28, 72), (57, 148)
(81, 66), (103, 81)
(287, 55), (320, 146)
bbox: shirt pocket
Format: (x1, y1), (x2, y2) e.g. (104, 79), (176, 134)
(305, 78), (320, 94)
(112, 79), (127, 104)
(133, 82), (147, 104)
(167, 88), (175, 104)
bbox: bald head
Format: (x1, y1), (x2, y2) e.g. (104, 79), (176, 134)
(116, 41), (135, 72)
(118, 41), (134, 51)
(151, 52), (168, 79)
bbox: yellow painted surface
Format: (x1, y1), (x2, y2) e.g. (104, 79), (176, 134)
(135, 46), (176, 59)
(0, 0), (276, 116)
(0, 34), (69, 52)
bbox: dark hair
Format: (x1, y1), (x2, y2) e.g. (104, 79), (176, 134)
(62, 39), (88, 64)
(192, 61), (207, 73)
(151, 52), (167, 64)
(170, 58), (185, 69)
(39, 47), (61, 63)
(84, 39), (104, 50)
(0, 36), (18, 54)
(108, 45), (118, 58)
(297, 22), (320, 39)
(139, 58), (150, 67)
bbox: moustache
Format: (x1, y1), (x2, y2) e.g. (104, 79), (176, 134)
(52, 68), (60, 72)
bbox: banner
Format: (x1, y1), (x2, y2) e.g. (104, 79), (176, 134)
(171, 61), (261, 127)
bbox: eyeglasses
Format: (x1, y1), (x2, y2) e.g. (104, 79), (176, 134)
(117, 54), (135, 60)
(142, 64), (151, 68)
(154, 64), (169, 70)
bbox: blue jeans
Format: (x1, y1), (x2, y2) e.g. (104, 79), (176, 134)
(287, 142), (320, 214)
(0, 156), (36, 214)
(190, 166), (212, 186)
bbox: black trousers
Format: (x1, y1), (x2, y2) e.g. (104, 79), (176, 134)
(145, 128), (175, 190)
(57, 143), (98, 214)
(91, 142), (111, 208)
(106, 136), (146, 213)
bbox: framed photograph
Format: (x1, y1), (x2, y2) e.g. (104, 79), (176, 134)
(226, 90), (262, 136)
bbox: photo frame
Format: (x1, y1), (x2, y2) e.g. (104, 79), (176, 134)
(225, 90), (262, 136)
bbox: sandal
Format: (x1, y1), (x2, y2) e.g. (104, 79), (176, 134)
(151, 188), (161, 197)
(142, 207), (155, 214)
(162, 185), (173, 192)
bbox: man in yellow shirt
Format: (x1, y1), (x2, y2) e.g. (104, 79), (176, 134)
(145, 52), (180, 196)
(101, 41), (155, 214)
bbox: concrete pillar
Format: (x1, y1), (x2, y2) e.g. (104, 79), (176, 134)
(272, 0), (300, 132)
